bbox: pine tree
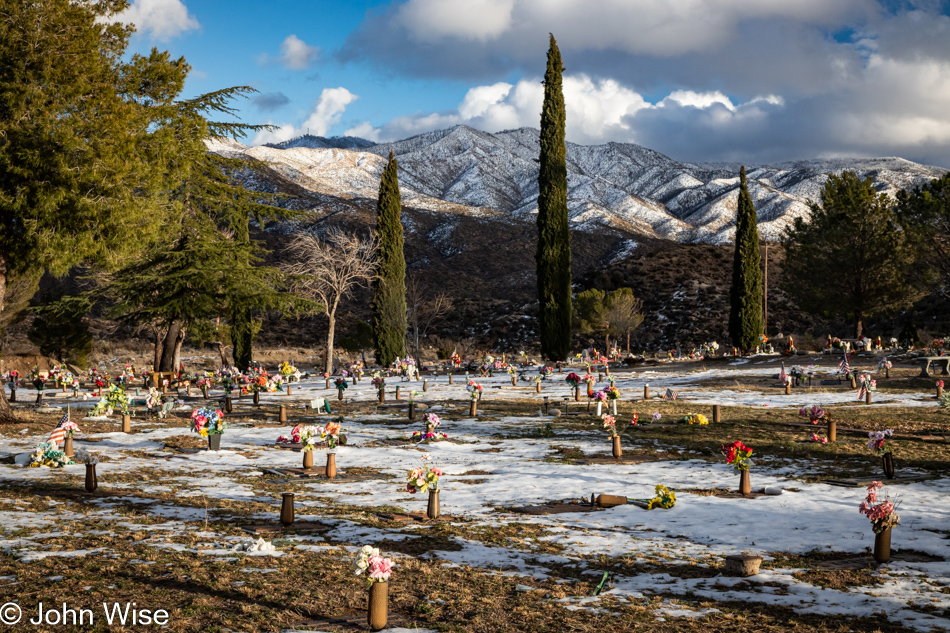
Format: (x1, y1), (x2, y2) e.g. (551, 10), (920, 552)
(784, 171), (920, 338)
(536, 34), (572, 361)
(728, 167), (764, 351)
(372, 152), (407, 367)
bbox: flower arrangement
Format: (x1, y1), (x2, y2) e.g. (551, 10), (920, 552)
(602, 386), (620, 400)
(591, 390), (608, 402)
(250, 375), (269, 393)
(301, 422), (343, 450)
(467, 380), (482, 401)
(857, 373), (876, 395)
(877, 358), (892, 373)
(335, 378), (349, 391)
(406, 454), (441, 494)
(798, 405), (826, 424)
(353, 546), (394, 586)
(33, 376), (46, 391)
(645, 484), (676, 510)
(279, 361), (297, 376)
(371, 375), (386, 391)
(601, 413), (632, 438)
(92, 385), (131, 417)
(277, 426), (302, 444)
(62, 421), (80, 438)
(28, 442), (72, 468)
(810, 432), (829, 444)
(859, 481), (900, 534)
(196, 376), (213, 389)
(583, 374), (595, 386)
(722, 440), (752, 470)
(412, 428), (448, 441)
(191, 407), (226, 437)
(422, 412), (441, 428)
(679, 413), (709, 425)
(867, 429), (894, 455)
(541, 366), (554, 376)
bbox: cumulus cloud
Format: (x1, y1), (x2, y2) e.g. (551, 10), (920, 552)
(106, 0), (199, 40)
(259, 35), (320, 70)
(252, 92), (291, 112)
(337, 1), (950, 166)
(252, 87), (359, 145)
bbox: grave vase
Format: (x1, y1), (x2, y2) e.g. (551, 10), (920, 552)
(122, 414), (131, 434)
(63, 437), (74, 458)
(611, 435), (622, 459)
(469, 400), (477, 417)
(84, 463), (97, 493)
(325, 377), (330, 389)
(378, 387), (385, 404)
(280, 492), (294, 525)
(595, 401), (603, 417)
(338, 388), (344, 401)
(873, 527), (892, 563)
(408, 402), (415, 421)
(225, 396), (232, 413)
(279, 405), (287, 423)
(253, 390), (260, 405)
(208, 433), (222, 451)
(535, 382), (541, 393)
(827, 420), (837, 443)
(882, 453), (895, 479)
(202, 385), (209, 398)
(367, 581), (388, 632)
(427, 489), (440, 520)
(326, 452), (337, 479)
(611, 400), (617, 415)
(303, 449), (314, 470)
(9, 387), (15, 403)
(574, 387), (580, 402)
(739, 469), (752, 495)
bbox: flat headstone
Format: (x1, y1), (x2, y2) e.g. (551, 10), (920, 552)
(36, 407), (63, 414)
(375, 512), (455, 522)
(239, 521), (326, 534)
(814, 551), (942, 570)
(682, 488), (769, 499)
(507, 500), (605, 515)
(574, 455), (662, 465)
(823, 474), (934, 487)
(266, 469), (380, 483)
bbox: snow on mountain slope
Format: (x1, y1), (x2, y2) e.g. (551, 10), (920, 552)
(210, 125), (947, 244)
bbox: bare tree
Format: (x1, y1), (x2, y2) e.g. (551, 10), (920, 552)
(605, 289), (644, 354)
(283, 229), (377, 374)
(406, 274), (453, 367)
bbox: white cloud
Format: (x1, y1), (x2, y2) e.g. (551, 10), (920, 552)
(259, 35), (321, 70)
(345, 74), (651, 144)
(107, 0), (199, 40)
(395, 0), (515, 42)
(252, 88), (359, 145)
(661, 90), (737, 111)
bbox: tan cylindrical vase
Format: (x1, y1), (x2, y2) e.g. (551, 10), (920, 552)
(338, 388), (344, 401)
(303, 449), (314, 470)
(279, 405), (287, 423)
(326, 453), (337, 479)
(828, 420), (837, 443)
(644, 385), (650, 400)
(469, 401), (477, 417)
(873, 527), (891, 563)
(85, 464), (97, 493)
(739, 470), (752, 495)
(611, 435), (622, 459)
(595, 494), (627, 508)
(368, 582), (388, 632)
(64, 437), (74, 458)
(253, 391), (260, 405)
(427, 489), (440, 520)
(712, 404), (721, 424)
(122, 414), (131, 434)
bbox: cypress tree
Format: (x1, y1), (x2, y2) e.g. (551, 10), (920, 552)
(536, 34), (572, 361)
(372, 152), (407, 367)
(728, 167), (764, 351)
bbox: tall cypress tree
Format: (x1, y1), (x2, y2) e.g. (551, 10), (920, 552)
(536, 34), (572, 361)
(372, 152), (407, 367)
(728, 166), (764, 351)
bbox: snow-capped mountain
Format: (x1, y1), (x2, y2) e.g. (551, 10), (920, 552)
(215, 125), (947, 244)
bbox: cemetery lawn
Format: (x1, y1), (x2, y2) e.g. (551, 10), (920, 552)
(1, 364), (948, 632)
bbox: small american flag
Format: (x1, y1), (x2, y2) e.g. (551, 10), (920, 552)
(779, 362), (788, 384)
(838, 353), (850, 376)
(664, 388), (678, 400)
(857, 385), (867, 400)
(47, 408), (69, 446)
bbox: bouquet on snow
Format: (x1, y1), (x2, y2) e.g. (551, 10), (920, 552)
(859, 481), (900, 534)
(29, 442), (72, 468)
(191, 407), (226, 437)
(722, 440), (752, 470)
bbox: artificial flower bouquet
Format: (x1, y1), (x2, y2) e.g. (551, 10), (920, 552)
(92, 384), (132, 417)
(644, 484), (676, 510)
(565, 372), (581, 388)
(353, 545), (394, 587)
(467, 380), (482, 401)
(722, 440), (752, 470)
(591, 390), (608, 403)
(859, 481), (900, 534)
(877, 358), (892, 373)
(406, 454), (442, 494)
(602, 386), (620, 400)
(371, 375), (386, 392)
(601, 413), (631, 438)
(300, 422), (343, 451)
(62, 421), (80, 438)
(679, 413), (708, 425)
(277, 426), (302, 444)
(867, 429), (894, 455)
(191, 407), (226, 437)
(29, 442), (72, 468)
(335, 378), (349, 391)
(799, 405), (826, 424)
(279, 361), (297, 376)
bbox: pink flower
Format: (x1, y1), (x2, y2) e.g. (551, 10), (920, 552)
(367, 555), (393, 581)
(430, 467), (443, 477)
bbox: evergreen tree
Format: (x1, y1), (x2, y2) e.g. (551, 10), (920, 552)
(783, 171), (920, 338)
(536, 34), (572, 361)
(372, 152), (407, 367)
(728, 167), (764, 351)
(28, 295), (94, 367)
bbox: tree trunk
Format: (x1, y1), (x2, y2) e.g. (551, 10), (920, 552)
(0, 254), (7, 317)
(626, 330), (630, 354)
(0, 377), (14, 423)
(232, 307), (253, 371)
(855, 315), (864, 339)
(153, 328), (164, 372)
(324, 296), (341, 376)
(159, 319), (183, 373)
(605, 333), (610, 357)
(172, 326), (186, 378)
(214, 341), (228, 367)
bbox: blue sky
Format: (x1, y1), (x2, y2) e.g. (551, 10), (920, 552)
(119, 0), (950, 166)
